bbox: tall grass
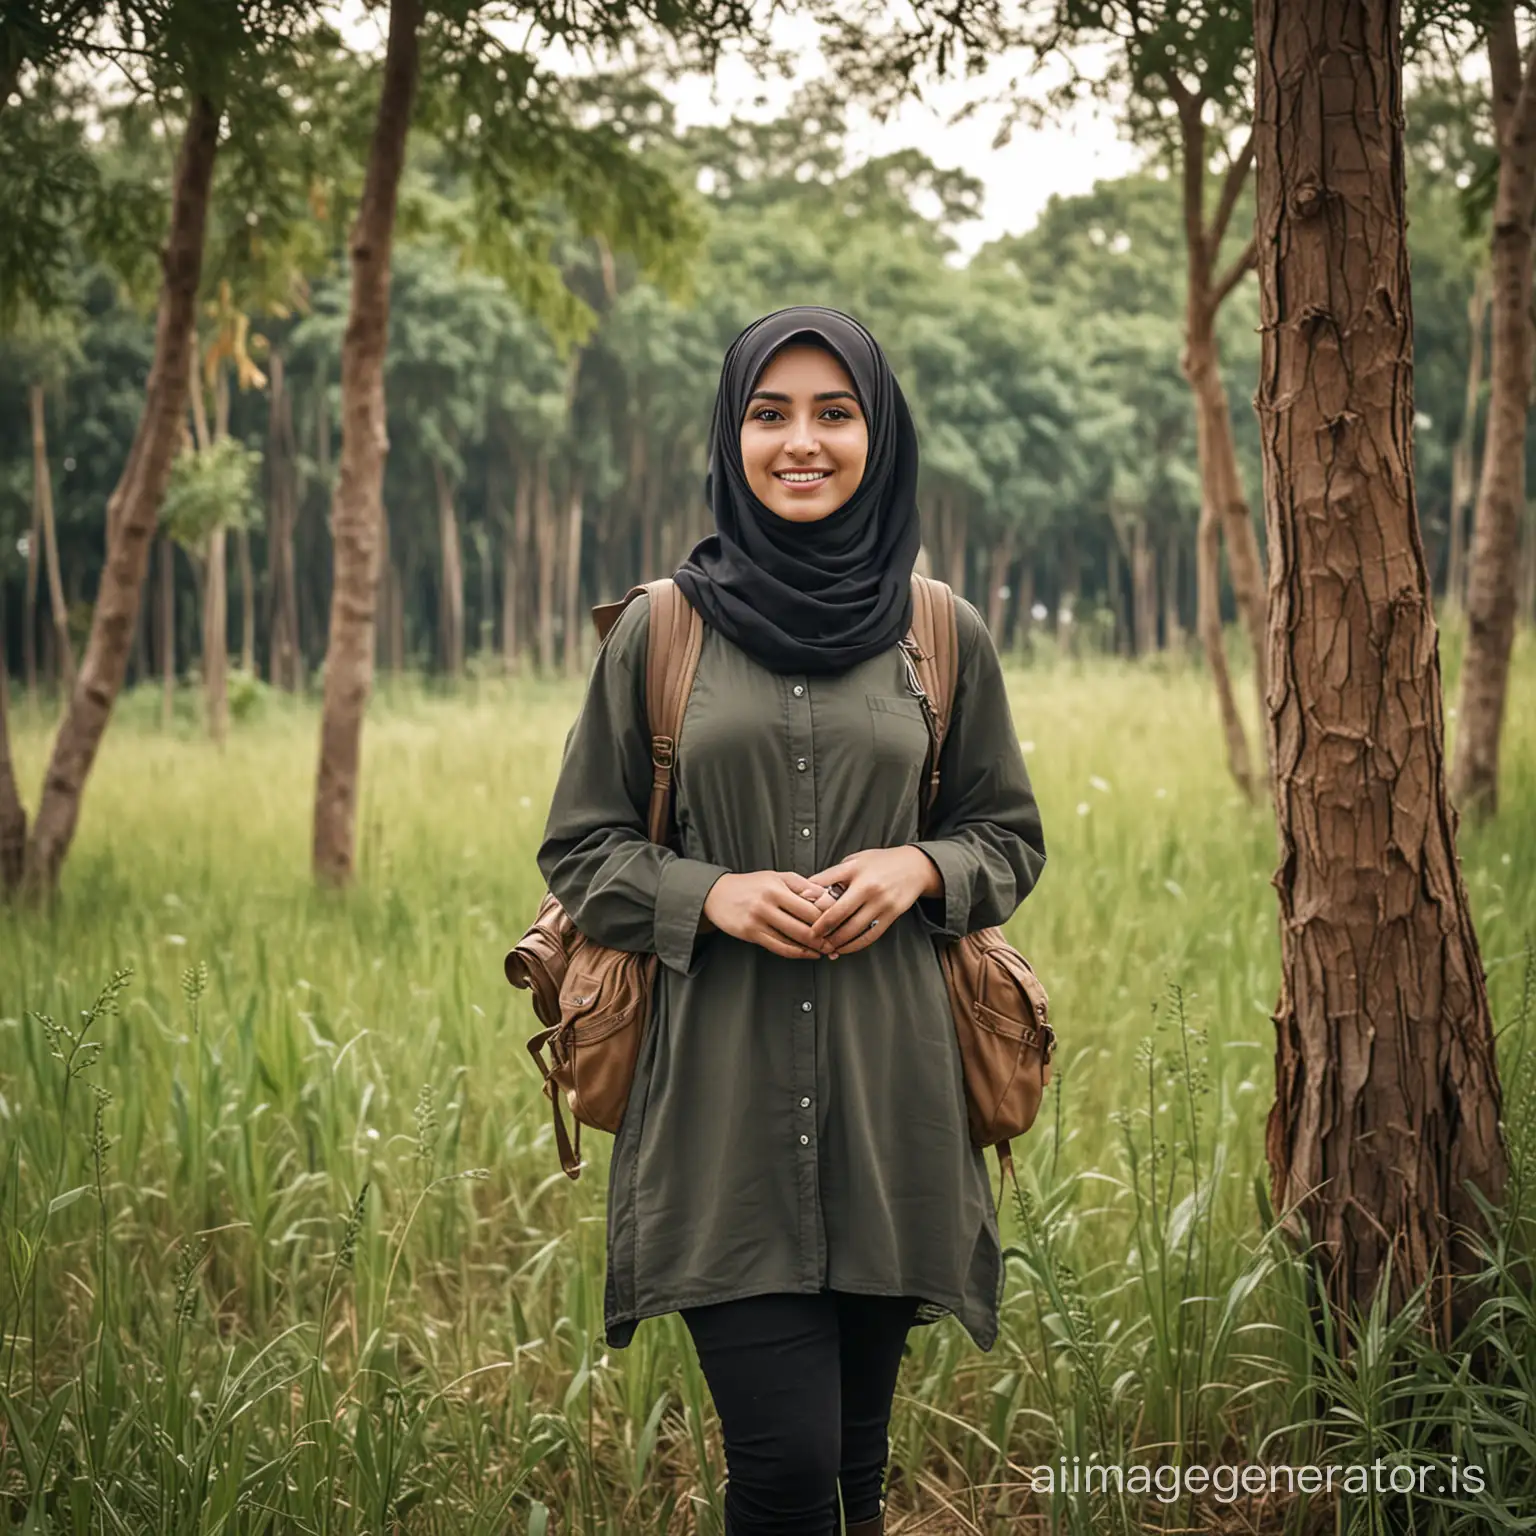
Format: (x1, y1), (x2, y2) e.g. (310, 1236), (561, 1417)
(0, 626), (1532, 1532)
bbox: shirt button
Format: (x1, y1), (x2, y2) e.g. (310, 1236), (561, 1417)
(800, 1096), (811, 1108)
(792, 684), (805, 697)
(799, 1134), (809, 1145)
(800, 1000), (812, 1012)
(801, 826), (811, 839)
(796, 757), (807, 772)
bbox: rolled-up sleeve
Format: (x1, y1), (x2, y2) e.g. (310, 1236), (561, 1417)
(908, 597), (1047, 939)
(535, 593), (731, 977)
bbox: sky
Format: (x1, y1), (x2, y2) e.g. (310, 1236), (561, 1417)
(337, 2), (1146, 262)
(659, 12), (1144, 259)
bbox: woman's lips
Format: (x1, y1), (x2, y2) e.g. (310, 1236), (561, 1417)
(774, 469), (832, 493)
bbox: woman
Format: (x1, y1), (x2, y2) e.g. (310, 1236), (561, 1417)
(536, 306), (1047, 1535)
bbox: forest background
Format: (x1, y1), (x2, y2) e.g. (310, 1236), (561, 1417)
(0, 1), (1534, 1533)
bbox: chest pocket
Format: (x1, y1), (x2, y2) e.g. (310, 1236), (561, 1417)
(866, 692), (931, 768)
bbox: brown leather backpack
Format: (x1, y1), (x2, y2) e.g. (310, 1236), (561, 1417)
(505, 578), (703, 1178)
(506, 573), (1055, 1190)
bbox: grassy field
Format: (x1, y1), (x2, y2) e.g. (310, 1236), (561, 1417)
(1, 625), (1533, 1534)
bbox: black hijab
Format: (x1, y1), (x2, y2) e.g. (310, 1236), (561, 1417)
(672, 305), (921, 675)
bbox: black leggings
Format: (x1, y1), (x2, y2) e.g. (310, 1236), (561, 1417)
(680, 1288), (920, 1535)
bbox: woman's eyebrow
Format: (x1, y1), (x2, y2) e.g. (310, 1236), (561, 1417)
(747, 389), (860, 404)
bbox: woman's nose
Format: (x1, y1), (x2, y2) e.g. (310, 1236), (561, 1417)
(786, 413), (821, 455)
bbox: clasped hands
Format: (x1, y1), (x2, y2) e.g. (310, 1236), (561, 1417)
(700, 846), (942, 961)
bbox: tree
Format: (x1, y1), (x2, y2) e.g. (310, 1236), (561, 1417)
(310, 0), (767, 885)
(7, 90), (221, 897)
(814, 0), (1270, 795)
(0, 3), (327, 899)
(1452, 0), (1536, 818)
(1252, 0), (1508, 1340)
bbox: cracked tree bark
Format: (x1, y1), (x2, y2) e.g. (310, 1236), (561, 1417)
(1253, 0), (1508, 1344)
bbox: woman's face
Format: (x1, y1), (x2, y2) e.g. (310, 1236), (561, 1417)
(739, 343), (869, 523)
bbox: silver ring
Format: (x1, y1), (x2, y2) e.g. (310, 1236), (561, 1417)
(868, 919), (879, 929)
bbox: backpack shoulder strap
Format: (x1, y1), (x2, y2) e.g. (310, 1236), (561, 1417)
(906, 573), (959, 833)
(587, 580), (703, 845)
(642, 579), (703, 845)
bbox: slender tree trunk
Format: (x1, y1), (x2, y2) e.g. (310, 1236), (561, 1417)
(1163, 524), (1184, 654)
(563, 472), (584, 676)
(266, 350), (302, 691)
(158, 534), (175, 729)
(1185, 317), (1267, 702)
(947, 501), (968, 598)
(1198, 492), (1254, 798)
(22, 470), (38, 699)
(503, 466), (528, 674)
(1452, 4), (1536, 819)
(1170, 89), (1266, 774)
(21, 94), (219, 899)
(30, 384), (75, 696)
(434, 460), (464, 680)
(1254, 0), (1508, 1344)
(1445, 267), (1491, 614)
(0, 576), (25, 895)
(984, 533), (1013, 637)
(1014, 560), (1034, 653)
(533, 453), (557, 675)
(312, 0), (422, 886)
(1131, 517), (1158, 657)
(236, 527), (255, 674)
(204, 527), (228, 745)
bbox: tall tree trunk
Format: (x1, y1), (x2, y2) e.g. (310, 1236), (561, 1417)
(1131, 517), (1158, 657)
(1169, 85), (1267, 776)
(1452, 3), (1536, 819)
(1163, 523), (1184, 654)
(563, 471), (584, 676)
(1198, 492), (1254, 798)
(1013, 560), (1034, 653)
(22, 469), (38, 699)
(236, 526), (255, 674)
(985, 532), (1014, 637)
(266, 349), (302, 691)
(312, 0), (422, 887)
(203, 527), (228, 745)
(1185, 315), (1267, 705)
(158, 534), (175, 730)
(434, 460), (464, 680)
(30, 384), (75, 696)
(0, 580), (25, 896)
(503, 464), (528, 674)
(1445, 266), (1491, 614)
(947, 500), (968, 598)
(533, 453), (557, 676)
(21, 94), (219, 900)
(1106, 533), (1128, 655)
(1254, 0), (1508, 1344)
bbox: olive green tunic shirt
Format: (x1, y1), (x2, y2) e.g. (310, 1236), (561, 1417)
(536, 590), (1047, 1351)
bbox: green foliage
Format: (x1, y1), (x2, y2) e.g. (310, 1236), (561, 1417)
(159, 435), (261, 551)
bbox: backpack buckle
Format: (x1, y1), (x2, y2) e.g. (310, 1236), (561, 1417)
(651, 735), (675, 769)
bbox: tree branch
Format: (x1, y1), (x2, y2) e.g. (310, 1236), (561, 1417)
(1208, 130), (1256, 254)
(1211, 234), (1257, 312)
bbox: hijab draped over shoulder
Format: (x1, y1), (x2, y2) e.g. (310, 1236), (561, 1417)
(672, 305), (922, 675)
